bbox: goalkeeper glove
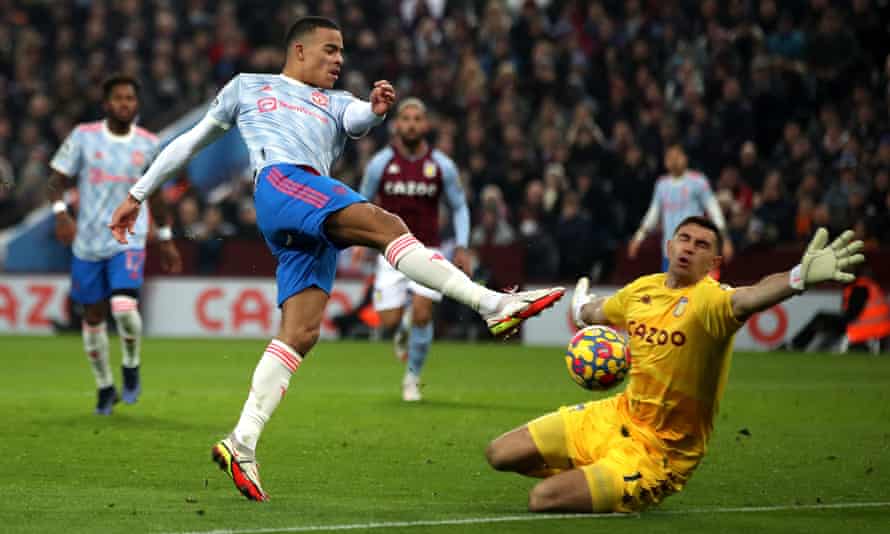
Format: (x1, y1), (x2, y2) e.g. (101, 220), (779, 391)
(572, 277), (596, 328)
(790, 228), (865, 291)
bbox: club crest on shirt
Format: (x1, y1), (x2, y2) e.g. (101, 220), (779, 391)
(131, 151), (145, 167)
(311, 91), (329, 108)
(387, 163), (400, 174)
(423, 161), (437, 178)
(673, 297), (688, 317)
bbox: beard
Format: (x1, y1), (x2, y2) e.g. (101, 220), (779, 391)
(401, 133), (423, 151)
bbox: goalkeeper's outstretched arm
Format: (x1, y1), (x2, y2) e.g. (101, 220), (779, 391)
(571, 277), (614, 328)
(731, 228), (865, 322)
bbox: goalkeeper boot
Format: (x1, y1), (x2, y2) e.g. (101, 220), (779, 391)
(483, 287), (565, 338)
(211, 435), (269, 502)
(121, 365), (141, 404)
(95, 385), (120, 416)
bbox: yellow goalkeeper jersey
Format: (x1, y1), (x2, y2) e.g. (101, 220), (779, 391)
(602, 273), (743, 464)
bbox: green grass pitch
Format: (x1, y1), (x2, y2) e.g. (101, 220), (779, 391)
(2, 335), (889, 533)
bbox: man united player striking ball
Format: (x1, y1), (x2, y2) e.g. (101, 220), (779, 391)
(487, 217), (863, 513)
(360, 98), (471, 401)
(109, 17), (563, 501)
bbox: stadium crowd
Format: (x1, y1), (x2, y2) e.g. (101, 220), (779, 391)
(1, 0), (889, 281)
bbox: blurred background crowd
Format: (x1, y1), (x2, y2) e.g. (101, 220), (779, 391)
(1, 0), (889, 282)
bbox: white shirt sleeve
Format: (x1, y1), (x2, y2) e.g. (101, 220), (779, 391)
(343, 100), (384, 138)
(129, 115), (228, 202)
(700, 180), (728, 233)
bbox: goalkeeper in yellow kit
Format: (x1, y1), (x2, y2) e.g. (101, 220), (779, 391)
(486, 216), (865, 513)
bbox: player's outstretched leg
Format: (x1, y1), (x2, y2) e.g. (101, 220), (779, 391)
(325, 203), (564, 337)
(111, 295), (143, 403)
(82, 319), (117, 415)
(383, 233), (564, 337)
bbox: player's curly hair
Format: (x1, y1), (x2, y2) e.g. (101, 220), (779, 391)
(101, 74), (140, 101)
(285, 16), (340, 48)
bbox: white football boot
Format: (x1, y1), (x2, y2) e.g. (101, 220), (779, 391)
(482, 287), (565, 338)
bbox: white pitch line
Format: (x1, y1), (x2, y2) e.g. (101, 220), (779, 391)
(165, 501), (890, 534)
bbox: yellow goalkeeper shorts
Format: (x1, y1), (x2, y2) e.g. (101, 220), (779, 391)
(527, 396), (686, 513)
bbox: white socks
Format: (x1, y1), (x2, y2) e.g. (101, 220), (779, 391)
(82, 321), (112, 388)
(385, 234), (502, 315)
(233, 340), (302, 451)
(111, 296), (142, 368)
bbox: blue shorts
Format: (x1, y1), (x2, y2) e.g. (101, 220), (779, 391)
(254, 164), (366, 306)
(70, 249), (145, 305)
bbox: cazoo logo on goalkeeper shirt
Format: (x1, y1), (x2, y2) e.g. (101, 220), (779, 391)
(626, 320), (687, 346)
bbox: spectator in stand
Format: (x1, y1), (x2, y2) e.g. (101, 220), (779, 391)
(749, 170), (794, 246)
(553, 191), (594, 280)
(470, 185), (516, 248)
(738, 141), (767, 192)
(716, 165), (754, 214)
(823, 155), (864, 233)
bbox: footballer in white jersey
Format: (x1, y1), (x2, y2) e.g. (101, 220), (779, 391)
(629, 145), (734, 271)
(110, 17), (564, 502)
(48, 74), (181, 415)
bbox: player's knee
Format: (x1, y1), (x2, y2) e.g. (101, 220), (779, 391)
(527, 482), (560, 512)
(110, 296), (142, 334)
(83, 305), (106, 325)
(278, 324), (321, 355)
(485, 439), (513, 471)
(412, 308), (433, 326)
(368, 206), (408, 242)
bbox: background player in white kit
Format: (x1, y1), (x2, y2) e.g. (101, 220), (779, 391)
(109, 17), (563, 501)
(360, 98), (471, 402)
(47, 74), (181, 415)
(628, 145), (733, 271)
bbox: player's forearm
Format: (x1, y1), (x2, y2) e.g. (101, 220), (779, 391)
(129, 116), (223, 202)
(704, 194), (728, 234)
(580, 296), (612, 326)
(46, 171), (69, 203)
(344, 101), (384, 137)
(452, 203), (470, 248)
(147, 191), (173, 228)
(635, 204), (659, 241)
(731, 271), (799, 322)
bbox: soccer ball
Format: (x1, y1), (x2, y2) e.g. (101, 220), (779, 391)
(565, 325), (631, 390)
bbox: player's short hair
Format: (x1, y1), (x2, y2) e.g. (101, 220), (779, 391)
(285, 16), (341, 48)
(674, 215), (724, 254)
(665, 143), (685, 156)
(102, 74), (140, 101)
(396, 97), (426, 116)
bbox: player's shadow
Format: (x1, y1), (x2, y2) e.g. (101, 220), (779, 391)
(44, 412), (218, 433)
(379, 398), (542, 413)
